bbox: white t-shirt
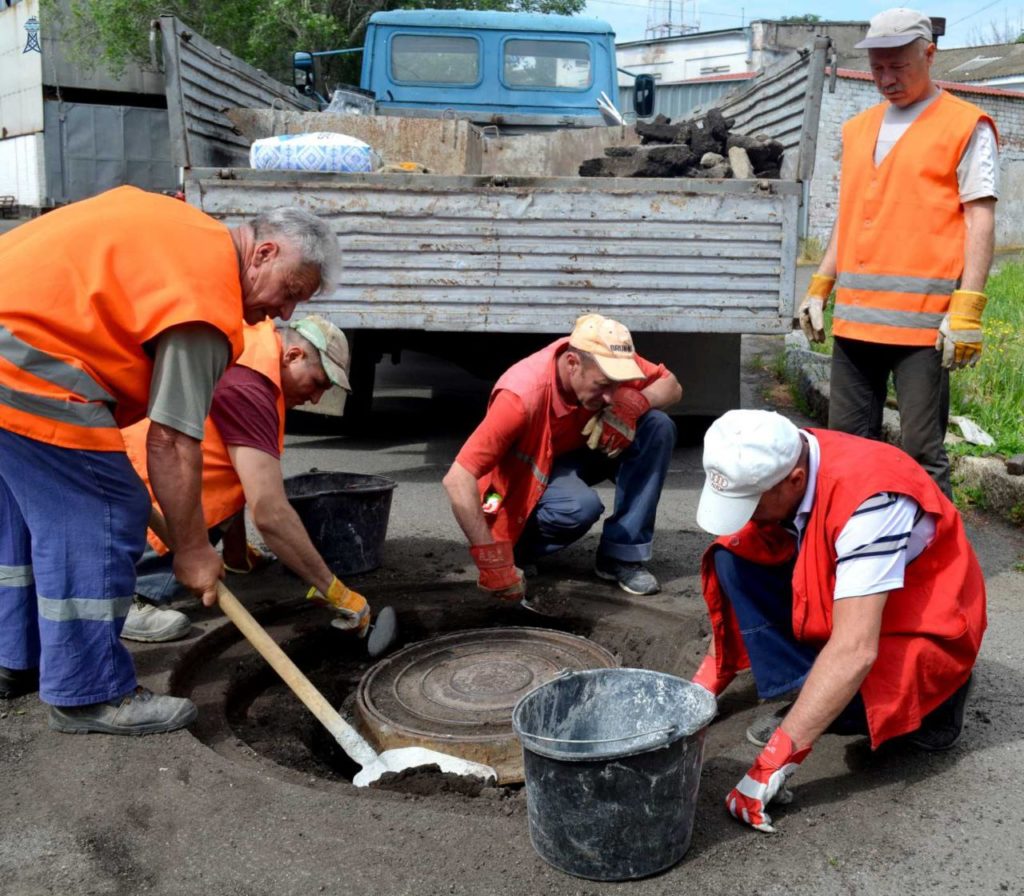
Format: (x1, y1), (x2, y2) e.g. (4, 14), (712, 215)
(872, 90), (999, 202)
(790, 433), (938, 600)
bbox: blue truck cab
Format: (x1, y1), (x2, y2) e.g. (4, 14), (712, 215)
(295, 9), (653, 128)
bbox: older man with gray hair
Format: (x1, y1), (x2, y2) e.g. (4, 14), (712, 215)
(0, 186), (340, 735)
(798, 7), (998, 497)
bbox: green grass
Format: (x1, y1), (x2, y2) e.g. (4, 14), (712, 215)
(807, 261), (1024, 457)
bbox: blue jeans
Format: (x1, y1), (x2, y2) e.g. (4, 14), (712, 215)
(135, 522), (227, 604)
(713, 548), (868, 735)
(0, 429), (150, 705)
(516, 409), (676, 564)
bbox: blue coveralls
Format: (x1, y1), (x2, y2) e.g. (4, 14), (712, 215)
(0, 428), (150, 705)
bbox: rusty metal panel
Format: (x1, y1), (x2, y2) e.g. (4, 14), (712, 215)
(155, 15), (315, 170)
(189, 169), (799, 335)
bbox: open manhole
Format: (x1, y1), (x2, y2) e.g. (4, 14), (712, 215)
(356, 627), (618, 784)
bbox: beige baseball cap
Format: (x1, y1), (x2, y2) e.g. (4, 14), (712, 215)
(287, 314), (351, 392)
(855, 8), (933, 49)
(568, 313), (645, 381)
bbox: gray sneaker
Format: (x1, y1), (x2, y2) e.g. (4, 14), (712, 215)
(594, 556), (660, 596)
(48, 687), (197, 735)
(121, 598), (191, 643)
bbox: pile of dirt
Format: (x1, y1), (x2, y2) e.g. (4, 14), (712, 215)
(579, 108), (784, 180)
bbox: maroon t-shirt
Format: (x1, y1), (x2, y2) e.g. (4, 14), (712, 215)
(209, 365), (281, 458)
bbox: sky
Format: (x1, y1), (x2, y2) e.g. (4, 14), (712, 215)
(583, 0), (1024, 48)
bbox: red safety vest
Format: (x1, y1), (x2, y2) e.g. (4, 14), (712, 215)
(0, 187), (245, 450)
(702, 430), (986, 748)
(833, 91), (996, 347)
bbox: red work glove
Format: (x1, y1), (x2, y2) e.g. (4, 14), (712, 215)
(584, 386), (650, 459)
(726, 727), (811, 833)
(470, 542), (524, 601)
(692, 654), (737, 697)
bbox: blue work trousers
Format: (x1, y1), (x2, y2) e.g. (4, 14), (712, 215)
(135, 521), (228, 604)
(0, 428), (150, 705)
(713, 548), (868, 735)
(515, 409), (676, 564)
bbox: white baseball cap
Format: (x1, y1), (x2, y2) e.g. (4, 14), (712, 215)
(855, 8), (933, 49)
(696, 410), (803, 536)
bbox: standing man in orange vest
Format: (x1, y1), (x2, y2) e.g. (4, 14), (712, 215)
(691, 410), (985, 833)
(443, 314), (682, 600)
(0, 187), (340, 735)
(798, 8), (998, 497)
(119, 316), (372, 644)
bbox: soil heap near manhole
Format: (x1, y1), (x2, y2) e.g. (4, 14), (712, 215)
(356, 627), (618, 784)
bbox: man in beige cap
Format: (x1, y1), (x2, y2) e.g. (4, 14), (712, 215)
(119, 315), (374, 643)
(798, 7), (998, 498)
(443, 313), (682, 597)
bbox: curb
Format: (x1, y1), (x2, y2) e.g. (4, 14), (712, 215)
(783, 332), (1024, 524)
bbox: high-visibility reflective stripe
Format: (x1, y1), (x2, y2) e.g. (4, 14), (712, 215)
(0, 326), (114, 403)
(834, 304), (946, 330)
(513, 449), (549, 486)
(0, 381), (118, 428)
(0, 564), (33, 588)
(38, 595), (133, 623)
(837, 273), (958, 296)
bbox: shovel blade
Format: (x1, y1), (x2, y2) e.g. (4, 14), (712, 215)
(352, 747), (497, 788)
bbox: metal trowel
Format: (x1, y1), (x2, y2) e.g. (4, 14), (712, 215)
(331, 605), (399, 658)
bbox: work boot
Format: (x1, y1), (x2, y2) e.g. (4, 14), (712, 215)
(906, 675), (973, 752)
(594, 555), (660, 596)
(48, 687), (197, 736)
(746, 702), (793, 748)
(121, 597), (191, 643)
(0, 665), (39, 699)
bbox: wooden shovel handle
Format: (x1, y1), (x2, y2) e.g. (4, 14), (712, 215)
(215, 582), (378, 767)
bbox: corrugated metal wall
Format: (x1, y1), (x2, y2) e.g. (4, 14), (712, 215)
(618, 78), (744, 121)
(42, 101), (176, 205)
(157, 15), (315, 170)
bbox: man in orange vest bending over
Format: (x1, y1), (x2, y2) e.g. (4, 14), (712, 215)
(119, 316), (372, 644)
(0, 187), (340, 735)
(691, 410), (985, 833)
(443, 314), (682, 600)
(798, 8), (998, 497)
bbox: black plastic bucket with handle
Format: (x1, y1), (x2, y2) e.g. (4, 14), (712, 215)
(512, 667), (717, 881)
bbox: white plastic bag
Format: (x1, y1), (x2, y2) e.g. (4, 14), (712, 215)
(249, 132), (379, 173)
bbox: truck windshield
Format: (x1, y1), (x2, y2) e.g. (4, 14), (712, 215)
(390, 34), (480, 85)
(503, 39), (592, 90)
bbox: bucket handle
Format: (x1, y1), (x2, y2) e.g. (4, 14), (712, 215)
(518, 726), (677, 746)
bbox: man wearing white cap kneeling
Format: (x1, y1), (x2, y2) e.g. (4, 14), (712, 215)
(692, 410), (986, 832)
(444, 314), (682, 599)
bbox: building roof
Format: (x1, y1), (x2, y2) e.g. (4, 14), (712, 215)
(929, 43), (1024, 83)
(616, 27), (746, 49)
(835, 67), (1024, 99)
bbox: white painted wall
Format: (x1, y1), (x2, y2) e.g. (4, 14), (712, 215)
(0, 132), (46, 206)
(0, 0), (44, 137)
(617, 31), (750, 87)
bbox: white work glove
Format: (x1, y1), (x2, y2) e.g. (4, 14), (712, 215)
(797, 273), (835, 344)
(936, 289), (987, 370)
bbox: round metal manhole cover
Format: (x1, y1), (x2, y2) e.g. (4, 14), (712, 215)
(355, 627), (618, 783)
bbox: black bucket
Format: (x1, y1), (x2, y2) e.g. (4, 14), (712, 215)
(283, 471), (397, 576)
(511, 668), (717, 881)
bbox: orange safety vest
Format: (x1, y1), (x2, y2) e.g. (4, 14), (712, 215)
(701, 429), (986, 748)
(122, 321), (286, 553)
(0, 186), (245, 451)
(833, 91), (996, 347)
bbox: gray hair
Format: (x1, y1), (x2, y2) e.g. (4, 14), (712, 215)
(250, 207), (342, 294)
(280, 326), (325, 371)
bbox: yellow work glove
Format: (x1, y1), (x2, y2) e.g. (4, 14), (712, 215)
(307, 576), (370, 636)
(935, 289), (987, 370)
(797, 273), (835, 344)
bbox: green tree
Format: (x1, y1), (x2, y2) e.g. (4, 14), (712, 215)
(779, 14), (821, 24)
(43, 0), (587, 83)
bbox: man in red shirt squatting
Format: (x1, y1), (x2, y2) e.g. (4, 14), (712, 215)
(443, 314), (682, 599)
(691, 409), (985, 833)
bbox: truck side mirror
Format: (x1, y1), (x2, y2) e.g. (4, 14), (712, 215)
(293, 51), (314, 92)
(633, 74), (655, 118)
